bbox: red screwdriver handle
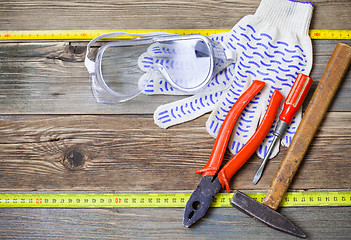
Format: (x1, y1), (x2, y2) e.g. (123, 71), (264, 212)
(279, 74), (313, 124)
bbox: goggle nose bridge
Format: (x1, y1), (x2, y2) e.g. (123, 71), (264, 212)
(85, 32), (234, 103)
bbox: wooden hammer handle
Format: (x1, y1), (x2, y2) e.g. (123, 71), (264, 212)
(262, 42), (351, 210)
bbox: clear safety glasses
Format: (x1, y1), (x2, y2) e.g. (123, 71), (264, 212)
(85, 32), (234, 103)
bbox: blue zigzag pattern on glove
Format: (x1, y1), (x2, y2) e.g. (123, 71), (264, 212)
(208, 23), (309, 154)
(141, 47), (197, 72)
(156, 91), (223, 125)
(142, 58), (234, 95)
(144, 79), (175, 94)
(141, 33), (229, 95)
(154, 62), (236, 126)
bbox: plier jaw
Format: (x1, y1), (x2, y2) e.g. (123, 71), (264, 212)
(183, 80), (284, 228)
(182, 176), (222, 228)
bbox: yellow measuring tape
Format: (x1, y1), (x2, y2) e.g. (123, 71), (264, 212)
(0, 192), (350, 208)
(0, 29), (350, 40)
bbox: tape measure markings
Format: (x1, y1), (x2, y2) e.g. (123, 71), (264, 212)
(0, 29), (350, 40)
(309, 29), (351, 39)
(0, 192), (350, 208)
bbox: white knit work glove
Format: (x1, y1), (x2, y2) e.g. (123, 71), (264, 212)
(137, 33), (235, 127)
(138, 33), (231, 96)
(139, 0), (314, 159)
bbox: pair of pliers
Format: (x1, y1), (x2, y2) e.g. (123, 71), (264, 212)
(183, 80), (283, 227)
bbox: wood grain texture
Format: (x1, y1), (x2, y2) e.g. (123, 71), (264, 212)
(0, 207), (350, 239)
(263, 42), (351, 210)
(0, 40), (350, 114)
(0, 0), (350, 239)
(0, 0), (350, 30)
(0, 112), (350, 191)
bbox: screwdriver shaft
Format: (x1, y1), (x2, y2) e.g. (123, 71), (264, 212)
(252, 120), (289, 184)
(252, 136), (279, 184)
(252, 74), (313, 185)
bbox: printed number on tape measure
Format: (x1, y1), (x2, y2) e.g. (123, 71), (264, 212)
(0, 193), (190, 208)
(0, 29), (350, 40)
(0, 192), (350, 208)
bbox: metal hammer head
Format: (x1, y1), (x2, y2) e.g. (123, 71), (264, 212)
(230, 190), (306, 238)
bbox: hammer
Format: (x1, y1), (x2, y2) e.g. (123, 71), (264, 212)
(231, 42), (351, 238)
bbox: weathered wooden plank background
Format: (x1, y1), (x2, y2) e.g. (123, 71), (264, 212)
(0, 112), (350, 191)
(0, 0), (350, 239)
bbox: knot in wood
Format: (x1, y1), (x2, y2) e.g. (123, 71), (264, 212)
(68, 44), (86, 55)
(63, 148), (86, 170)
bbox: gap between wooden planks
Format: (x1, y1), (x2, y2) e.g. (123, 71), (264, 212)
(0, 40), (350, 114)
(0, 112), (350, 192)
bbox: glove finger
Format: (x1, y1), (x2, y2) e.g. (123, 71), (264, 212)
(139, 71), (190, 95)
(147, 41), (195, 57)
(256, 114), (280, 159)
(281, 107), (302, 147)
(154, 91), (223, 129)
(149, 32), (228, 57)
(139, 59), (235, 96)
(138, 52), (155, 72)
(256, 101), (302, 159)
(138, 32), (231, 95)
(210, 33), (226, 46)
(138, 53), (215, 85)
(255, 87), (285, 159)
(206, 63), (236, 93)
(138, 41), (198, 71)
(229, 98), (263, 155)
(255, 89), (282, 159)
(138, 32), (227, 72)
(206, 77), (252, 139)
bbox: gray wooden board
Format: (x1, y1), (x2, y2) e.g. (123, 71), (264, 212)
(0, 207), (350, 239)
(0, 112), (350, 191)
(0, 0), (350, 30)
(0, 0), (350, 239)
(0, 40), (350, 114)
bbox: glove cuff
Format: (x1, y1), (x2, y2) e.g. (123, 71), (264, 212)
(255, 0), (314, 36)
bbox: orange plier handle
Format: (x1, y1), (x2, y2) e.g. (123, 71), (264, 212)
(195, 80), (283, 192)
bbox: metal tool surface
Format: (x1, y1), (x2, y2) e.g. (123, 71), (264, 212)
(231, 42), (351, 238)
(231, 191), (305, 237)
(1, 191), (350, 208)
(252, 73), (313, 184)
(183, 80), (283, 227)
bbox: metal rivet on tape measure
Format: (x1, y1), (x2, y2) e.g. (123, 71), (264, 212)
(0, 192), (350, 208)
